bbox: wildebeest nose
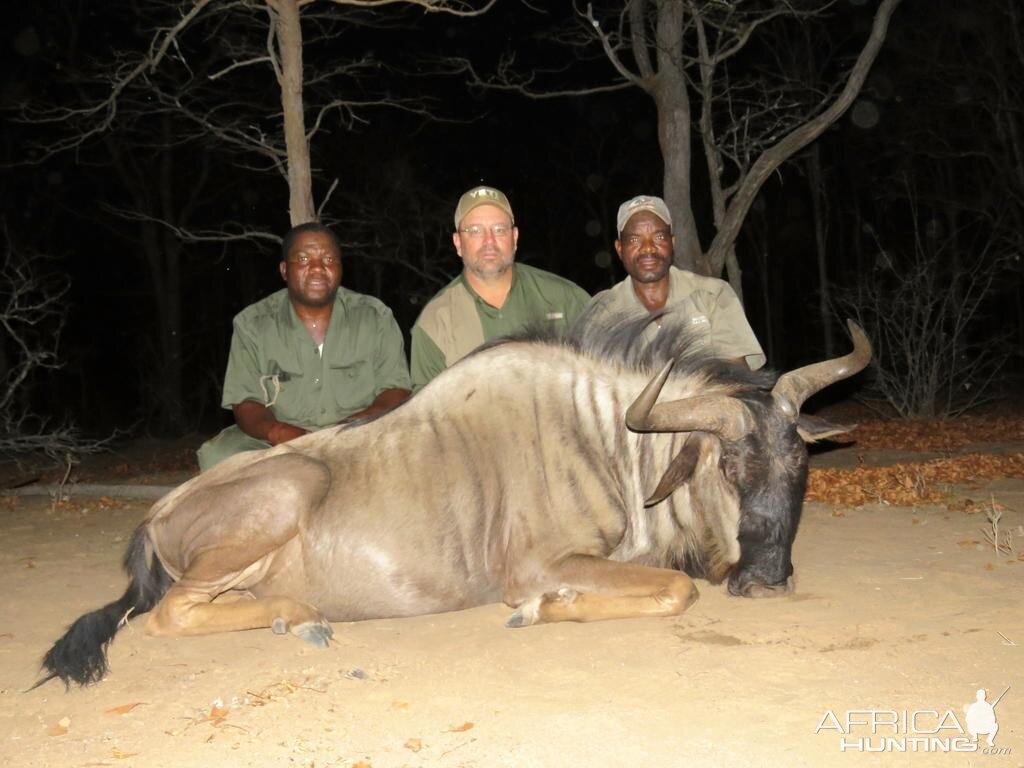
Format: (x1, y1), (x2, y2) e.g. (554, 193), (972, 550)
(742, 576), (794, 598)
(728, 573), (794, 598)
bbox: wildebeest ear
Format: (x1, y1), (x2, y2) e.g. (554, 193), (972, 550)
(796, 414), (857, 443)
(644, 438), (701, 507)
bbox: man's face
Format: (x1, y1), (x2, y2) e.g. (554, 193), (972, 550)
(453, 204), (518, 281)
(615, 210), (675, 284)
(279, 230), (343, 308)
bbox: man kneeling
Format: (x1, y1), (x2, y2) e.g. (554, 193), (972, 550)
(197, 222), (411, 470)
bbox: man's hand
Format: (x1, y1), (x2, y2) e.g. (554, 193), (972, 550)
(341, 387), (411, 424)
(267, 421), (309, 445)
(233, 400), (308, 445)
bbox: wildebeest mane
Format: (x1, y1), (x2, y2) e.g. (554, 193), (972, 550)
(474, 304), (775, 394)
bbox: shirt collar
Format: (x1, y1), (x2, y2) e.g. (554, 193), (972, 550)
(459, 265), (519, 313)
(279, 287), (350, 341)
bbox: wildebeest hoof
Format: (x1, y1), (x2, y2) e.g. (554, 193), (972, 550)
(506, 596), (542, 628)
(271, 614), (333, 646)
(292, 620), (334, 648)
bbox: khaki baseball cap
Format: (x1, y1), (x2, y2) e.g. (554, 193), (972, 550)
(454, 186), (515, 229)
(616, 195), (672, 234)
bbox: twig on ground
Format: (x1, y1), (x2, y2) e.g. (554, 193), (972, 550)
(50, 452), (75, 511)
(979, 496), (1016, 557)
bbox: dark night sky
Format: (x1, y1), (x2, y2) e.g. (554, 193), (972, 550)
(2, 0), (1021, 437)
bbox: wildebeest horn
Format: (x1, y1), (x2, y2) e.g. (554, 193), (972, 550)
(626, 360), (752, 441)
(772, 319), (872, 417)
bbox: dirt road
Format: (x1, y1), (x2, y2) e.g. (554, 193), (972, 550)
(1, 477), (1021, 768)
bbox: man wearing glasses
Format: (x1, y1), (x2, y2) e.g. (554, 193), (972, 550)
(197, 222), (412, 470)
(584, 195), (765, 370)
(410, 185), (590, 389)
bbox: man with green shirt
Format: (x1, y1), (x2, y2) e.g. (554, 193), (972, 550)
(196, 222), (412, 470)
(410, 185), (590, 389)
(584, 194), (765, 370)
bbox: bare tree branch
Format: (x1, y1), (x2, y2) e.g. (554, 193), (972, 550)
(579, 3), (648, 89)
(98, 204), (281, 246)
(0, 226), (112, 462)
(320, 0), (497, 14)
(15, 0), (218, 161)
(208, 55), (275, 81)
(705, 0), (902, 275)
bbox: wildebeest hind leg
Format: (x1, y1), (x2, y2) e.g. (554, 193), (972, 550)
(146, 453), (334, 647)
(146, 550), (333, 648)
(148, 586), (332, 647)
(507, 555), (699, 627)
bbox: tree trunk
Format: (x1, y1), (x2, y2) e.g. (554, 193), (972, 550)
(755, 235), (774, 365)
(807, 144), (834, 357)
(272, 0), (316, 225)
(652, 0), (702, 273)
(723, 244), (743, 304)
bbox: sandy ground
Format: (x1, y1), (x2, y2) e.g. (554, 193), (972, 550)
(1, 469), (1022, 768)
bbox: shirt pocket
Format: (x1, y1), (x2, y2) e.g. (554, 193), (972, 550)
(328, 359), (375, 415)
(676, 298), (713, 350)
(543, 309), (569, 336)
(261, 362), (305, 416)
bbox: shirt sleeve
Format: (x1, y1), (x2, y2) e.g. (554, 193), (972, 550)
(410, 324), (447, 391)
(220, 316), (266, 409)
(372, 308), (413, 394)
(709, 283), (766, 370)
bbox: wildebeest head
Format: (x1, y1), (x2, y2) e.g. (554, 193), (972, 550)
(622, 320), (872, 598)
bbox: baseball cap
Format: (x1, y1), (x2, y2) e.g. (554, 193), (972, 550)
(454, 186), (514, 229)
(616, 195), (672, 234)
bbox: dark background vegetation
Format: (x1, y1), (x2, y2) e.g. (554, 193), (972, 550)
(1, 0), (1022, 448)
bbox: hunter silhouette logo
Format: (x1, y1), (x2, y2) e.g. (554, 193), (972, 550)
(964, 687), (1008, 748)
(815, 685), (1012, 754)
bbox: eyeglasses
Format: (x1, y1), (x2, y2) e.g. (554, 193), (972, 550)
(458, 223), (514, 239)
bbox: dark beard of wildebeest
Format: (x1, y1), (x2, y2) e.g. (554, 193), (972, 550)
(35, 309), (871, 689)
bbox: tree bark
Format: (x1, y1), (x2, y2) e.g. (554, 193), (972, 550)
(651, 0), (702, 272)
(272, 0), (316, 225)
(807, 144), (834, 357)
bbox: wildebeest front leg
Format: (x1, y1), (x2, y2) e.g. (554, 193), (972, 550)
(506, 555), (699, 627)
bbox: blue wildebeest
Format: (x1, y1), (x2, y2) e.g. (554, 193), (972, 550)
(38, 316), (870, 687)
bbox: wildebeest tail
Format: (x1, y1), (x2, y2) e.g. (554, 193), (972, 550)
(33, 524), (172, 688)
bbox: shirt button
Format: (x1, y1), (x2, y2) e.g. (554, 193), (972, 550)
(313, 377), (320, 384)
(347, 371), (355, 378)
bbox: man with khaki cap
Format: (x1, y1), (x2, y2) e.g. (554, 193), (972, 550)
(584, 194), (765, 369)
(409, 185), (590, 389)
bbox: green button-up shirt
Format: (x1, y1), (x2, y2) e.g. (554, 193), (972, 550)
(221, 287), (411, 429)
(585, 266), (766, 369)
(410, 263), (590, 389)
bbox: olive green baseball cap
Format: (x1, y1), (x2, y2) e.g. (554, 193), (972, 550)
(454, 186), (515, 229)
